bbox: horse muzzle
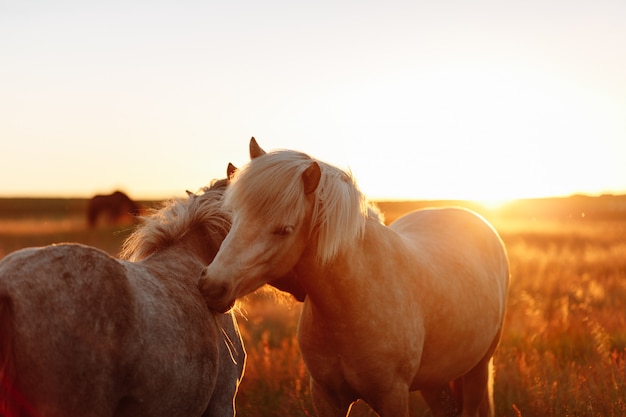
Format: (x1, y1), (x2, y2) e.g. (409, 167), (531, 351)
(197, 275), (235, 314)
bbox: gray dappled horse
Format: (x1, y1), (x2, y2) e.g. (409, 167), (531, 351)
(0, 178), (245, 417)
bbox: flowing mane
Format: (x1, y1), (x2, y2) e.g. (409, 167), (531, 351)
(225, 150), (382, 265)
(121, 178), (230, 262)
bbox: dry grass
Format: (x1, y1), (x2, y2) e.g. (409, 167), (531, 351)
(493, 218), (626, 417)
(1, 197), (625, 416)
(0, 217), (134, 257)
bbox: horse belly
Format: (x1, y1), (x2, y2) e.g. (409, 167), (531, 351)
(393, 209), (508, 387)
(410, 300), (503, 388)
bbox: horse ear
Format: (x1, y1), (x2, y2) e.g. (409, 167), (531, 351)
(302, 161), (321, 195)
(227, 162), (237, 180)
(249, 137), (267, 159)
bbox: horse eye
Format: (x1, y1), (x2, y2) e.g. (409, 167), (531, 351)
(273, 225), (294, 236)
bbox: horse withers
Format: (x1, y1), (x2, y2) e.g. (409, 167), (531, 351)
(0, 175), (245, 417)
(198, 138), (510, 417)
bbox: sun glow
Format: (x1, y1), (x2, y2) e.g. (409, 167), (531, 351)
(474, 198), (516, 211)
(321, 63), (626, 202)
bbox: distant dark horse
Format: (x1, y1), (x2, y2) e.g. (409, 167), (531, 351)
(87, 191), (141, 228)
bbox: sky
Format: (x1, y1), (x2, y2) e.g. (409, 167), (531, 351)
(2, 0), (625, 201)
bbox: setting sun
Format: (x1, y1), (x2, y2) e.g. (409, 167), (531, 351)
(473, 198), (515, 211)
(311, 60), (625, 202)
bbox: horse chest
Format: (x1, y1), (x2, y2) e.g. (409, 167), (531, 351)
(298, 299), (421, 388)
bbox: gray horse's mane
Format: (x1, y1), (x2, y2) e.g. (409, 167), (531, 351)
(120, 178), (230, 262)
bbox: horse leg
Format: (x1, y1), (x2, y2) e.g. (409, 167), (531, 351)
(458, 356), (494, 417)
(421, 384), (460, 417)
(478, 358), (495, 417)
(460, 326), (502, 417)
(310, 379), (352, 417)
(366, 383), (411, 417)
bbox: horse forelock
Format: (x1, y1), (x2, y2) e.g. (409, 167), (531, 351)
(120, 179), (230, 261)
(225, 150), (311, 225)
(225, 149), (376, 265)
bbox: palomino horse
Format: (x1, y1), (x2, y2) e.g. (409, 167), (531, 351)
(87, 190), (141, 228)
(0, 176), (245, 417)
(198, 138), (509, 417)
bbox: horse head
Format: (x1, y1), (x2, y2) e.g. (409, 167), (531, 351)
(198, 138), (319, 312)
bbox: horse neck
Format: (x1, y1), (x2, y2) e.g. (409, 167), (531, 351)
(295, 218), (392, 314)
(139, 225), (223, 284)
(269, 270), (307, 302)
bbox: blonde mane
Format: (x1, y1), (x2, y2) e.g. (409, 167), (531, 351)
(120, 179), (230, 262)
(225, 150), (382, 265)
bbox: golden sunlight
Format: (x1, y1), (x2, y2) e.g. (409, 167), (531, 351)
(335, 64), (623, 202)
(474, 198), (515, 211)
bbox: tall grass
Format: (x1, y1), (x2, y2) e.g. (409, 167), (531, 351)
(1, 198), (624, 416)
(494, 217), (626, 417)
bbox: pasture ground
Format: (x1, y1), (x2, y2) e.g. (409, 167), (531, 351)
(1, 195), (625, 416)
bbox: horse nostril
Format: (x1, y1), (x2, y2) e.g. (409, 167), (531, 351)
(213, 283), (229, 299)
(198, 276), (230, 300)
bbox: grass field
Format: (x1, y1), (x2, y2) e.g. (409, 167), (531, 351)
(1, 196), (625, 416)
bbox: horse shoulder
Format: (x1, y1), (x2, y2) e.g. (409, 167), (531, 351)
(119, 257), (232, 402)
(204, 312), (246, 417)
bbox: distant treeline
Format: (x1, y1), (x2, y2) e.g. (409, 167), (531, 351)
(377, 194), (626, 222)
(1, 194), (625, 221)
(0, 198), (158, 219)
(494, 194), (626, 220)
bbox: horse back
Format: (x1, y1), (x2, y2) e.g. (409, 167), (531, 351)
(390, 206), (509, 289)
